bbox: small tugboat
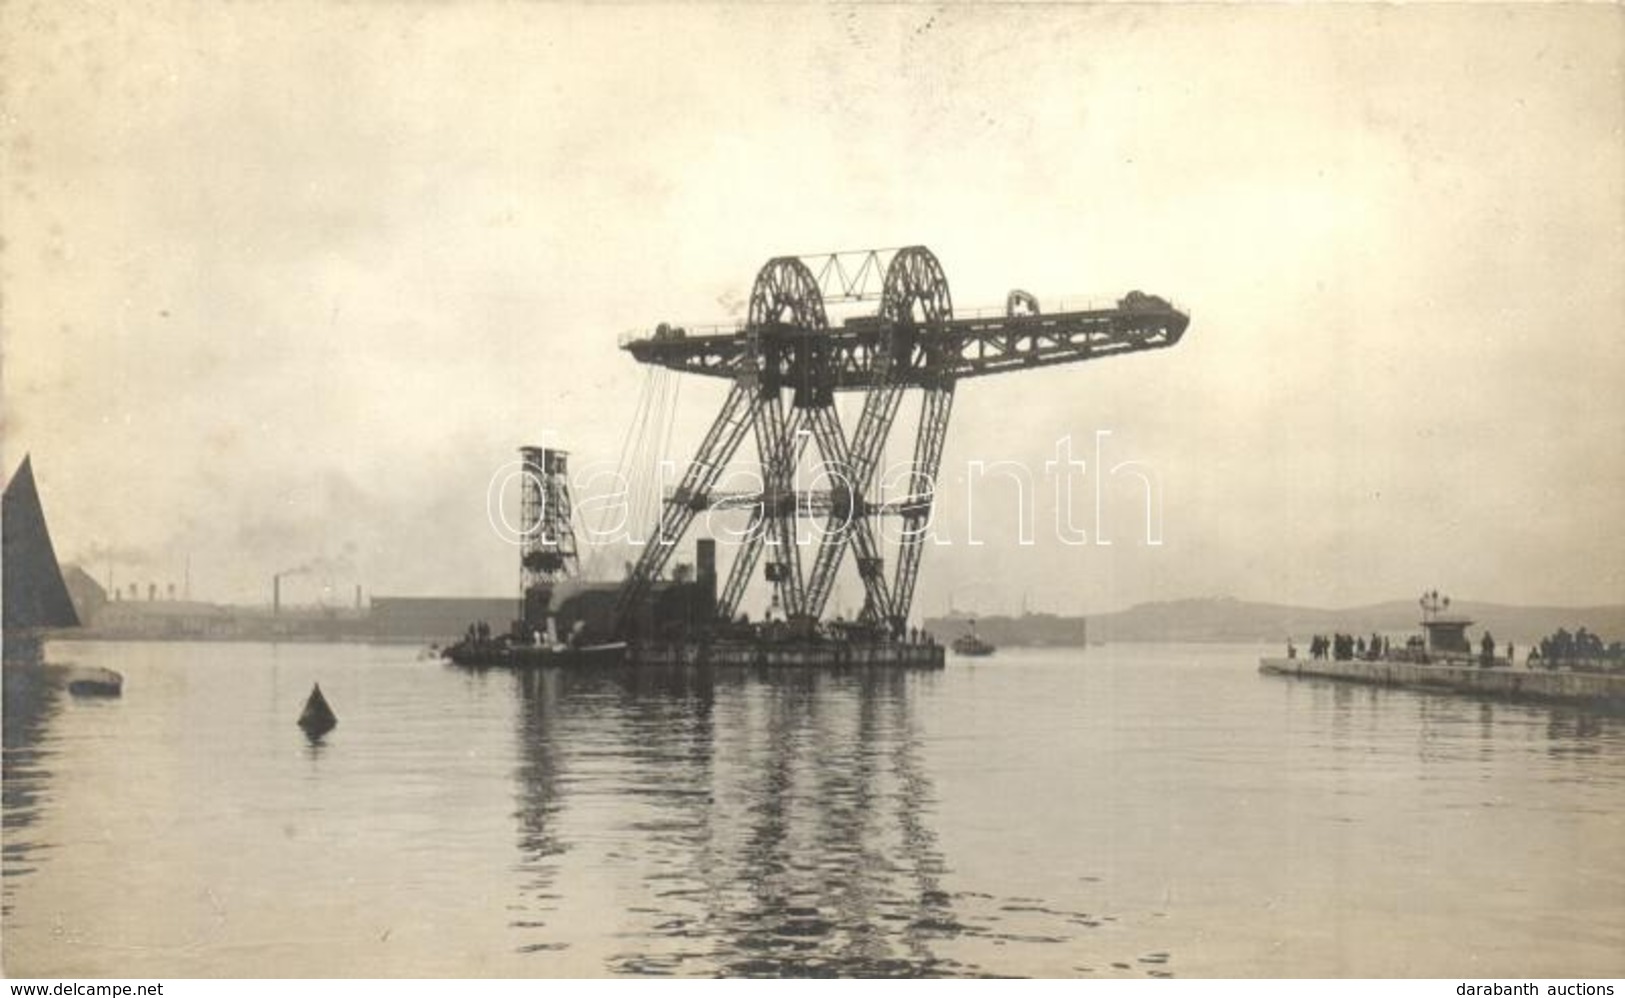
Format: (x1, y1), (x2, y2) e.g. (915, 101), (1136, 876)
(951, 618), (996, 657)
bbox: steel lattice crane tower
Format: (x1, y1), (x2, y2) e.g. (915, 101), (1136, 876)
(518, 445), (579, 628)
(612, 246), (1188, 638)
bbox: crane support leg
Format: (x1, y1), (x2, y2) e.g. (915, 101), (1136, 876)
(717, 414), (813, 621)
(890, 383), (955, 634)
(754, 393), (807, 618)
(803, 403), (896, 621)
(716, 507), (766, 621)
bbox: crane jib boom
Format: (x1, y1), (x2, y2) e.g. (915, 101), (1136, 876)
(623, 305), (1188, 389)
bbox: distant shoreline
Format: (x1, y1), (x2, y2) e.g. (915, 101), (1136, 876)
(44, 593), (1625, 650)
(928, 595), (1625, 648)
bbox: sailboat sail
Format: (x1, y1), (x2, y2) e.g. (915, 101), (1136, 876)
(3, 456), (80, 632)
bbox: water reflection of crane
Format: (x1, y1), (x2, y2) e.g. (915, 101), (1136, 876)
(506, 666), (966, 974)
(699, 668), (962, 976)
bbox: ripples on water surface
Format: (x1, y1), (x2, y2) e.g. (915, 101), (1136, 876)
(3, 641), (1622, 977)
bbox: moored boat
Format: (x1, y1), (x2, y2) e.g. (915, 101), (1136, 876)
(951, 619), (996, 657)
(66, 666), (123, 697)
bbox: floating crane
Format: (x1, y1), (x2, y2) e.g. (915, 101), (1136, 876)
(613, 246), (1188, 641)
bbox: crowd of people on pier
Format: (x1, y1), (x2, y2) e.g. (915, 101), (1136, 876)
(1296, 631), (1505, 666)
(1304, 633), (1392, 662)
(1289, 626), (1625, 672)
(1529, 627), (1625, 671)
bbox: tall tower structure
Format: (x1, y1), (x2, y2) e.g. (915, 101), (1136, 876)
(519, 446), (580, 629)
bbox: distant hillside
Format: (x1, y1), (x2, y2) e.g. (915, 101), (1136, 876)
(925, 597), (1625, 647)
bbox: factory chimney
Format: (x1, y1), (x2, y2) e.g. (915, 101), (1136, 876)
(696, 538), (716, 584)
(273, 573), (281, 616)
(696, 538), (717, 616)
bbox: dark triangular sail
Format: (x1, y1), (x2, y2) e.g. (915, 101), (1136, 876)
(3, 456), (80, 631)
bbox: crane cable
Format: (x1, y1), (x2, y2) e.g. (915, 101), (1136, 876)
(585, 366), (659, 577)
(628, 368), (665, 557)
(626, 366), (682, 564)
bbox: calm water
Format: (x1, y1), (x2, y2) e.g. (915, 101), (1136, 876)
(3, 640), (1622, 978)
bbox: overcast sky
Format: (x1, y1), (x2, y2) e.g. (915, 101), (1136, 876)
(3, 3), (1621, 615)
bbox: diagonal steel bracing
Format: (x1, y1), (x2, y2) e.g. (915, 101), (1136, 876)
(716, 410), (817, 621)
(753, 394), (807, 618)
(614, 380), (758, 626)
(803, 404), (896, 622)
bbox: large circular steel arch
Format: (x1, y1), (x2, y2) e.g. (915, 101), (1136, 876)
(748, 255), (833, 411)
(880, 245), (953, 333)
(748, 256), (829, 333)
(877, 246), (954, 634)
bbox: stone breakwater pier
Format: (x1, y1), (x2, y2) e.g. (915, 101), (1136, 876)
(1259, 657), (1625, 712)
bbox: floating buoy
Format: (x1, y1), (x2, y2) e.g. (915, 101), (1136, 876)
(298, 683), (337, 739)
